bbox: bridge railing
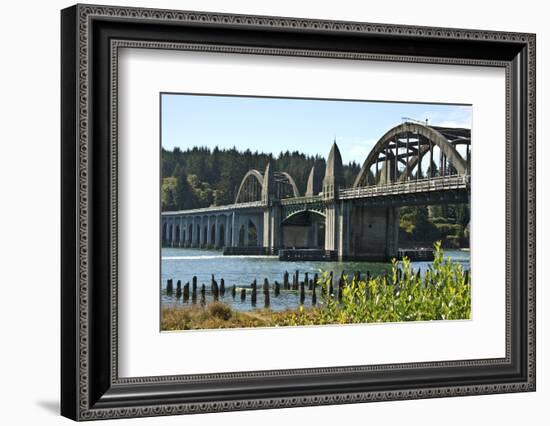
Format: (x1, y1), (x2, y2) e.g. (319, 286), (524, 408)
(280, 194), (323, 205)
(162, 200), (264, 216)
(338, 174), (470, 200)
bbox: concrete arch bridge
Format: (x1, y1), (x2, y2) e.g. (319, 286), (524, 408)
(162, 122), (470, 261)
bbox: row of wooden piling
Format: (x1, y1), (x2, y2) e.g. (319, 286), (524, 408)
(165, 267), (434, 308)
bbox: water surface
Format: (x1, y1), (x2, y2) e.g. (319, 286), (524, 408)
(161, 248), (470, 312)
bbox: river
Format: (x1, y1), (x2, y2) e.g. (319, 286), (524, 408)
(161, 248), (470, 312)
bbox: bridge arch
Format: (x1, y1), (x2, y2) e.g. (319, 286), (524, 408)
(353, 122), (469, 187)
(235, 169), (264, 203)
(235, 168), (302, 203)
(281, 210), (325, 249)
(274, 171), (300, 198)
(283, 209), (326, 223)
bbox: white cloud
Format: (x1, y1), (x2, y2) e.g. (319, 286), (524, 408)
(338, 138), (377, 165)
(422, 106), (472, 129)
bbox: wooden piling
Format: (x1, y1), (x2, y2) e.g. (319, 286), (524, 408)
(231, 285), (237, 299)
(240, 288), (246, 301)
(200, 284), (206, 305)
(311, 287), (317, 306)
(283, 271), (289, 289)
(176, 280), (182, 298)
(251, 288), (257, 307)
(274, 281), (280, 297)
(183, 282), (189, 301)
(264, 289), (270, 308)
(211, 278), (219, 301)
(166, 278), (173, 294)
(220, 278), (225, 296)
(300, 282), (305, 305)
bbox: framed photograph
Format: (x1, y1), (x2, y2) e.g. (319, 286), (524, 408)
(61, 4), (536, 421)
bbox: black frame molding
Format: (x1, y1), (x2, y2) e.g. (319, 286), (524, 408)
(61, 4), (536, 421)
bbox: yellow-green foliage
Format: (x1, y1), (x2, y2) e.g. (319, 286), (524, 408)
(261, 242), (470, 327)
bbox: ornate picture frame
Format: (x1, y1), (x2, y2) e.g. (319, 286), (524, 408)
(61, 4), (535, 420)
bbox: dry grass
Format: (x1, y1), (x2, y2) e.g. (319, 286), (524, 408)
(161, 302), (276, 330)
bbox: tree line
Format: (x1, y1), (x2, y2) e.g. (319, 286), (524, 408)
(161, 146), (360, 211)
(161, 146), (469, 248)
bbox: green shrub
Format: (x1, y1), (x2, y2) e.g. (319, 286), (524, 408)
(296, 241), (471, 325)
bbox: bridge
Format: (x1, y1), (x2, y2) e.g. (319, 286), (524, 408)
(161, 121), (470, 261)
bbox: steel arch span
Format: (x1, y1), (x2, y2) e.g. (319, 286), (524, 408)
(353, 122), (470, 188)
(234, 169), (264, 203)
(234, 167), (301, 204)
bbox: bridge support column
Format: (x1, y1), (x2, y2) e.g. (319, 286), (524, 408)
(191, 217), (197, 247)
(349, 205), (400, 261)
(198, 217), (203, 248)
(214, 216), (220, 248)
(263, 205), (281, 253)
(206, 216), (212, 247)
(225, 215), (232, 248)
(323, 201), (351, 260)
(185, 219), (191, 247)
(324, 202), (339, 254)
(231, 213), (237, 247)
(171, 218), (177, 247)
(337, 201), (351, 260)
(161, 217), (166, 246)
(179, 217), (184, 247)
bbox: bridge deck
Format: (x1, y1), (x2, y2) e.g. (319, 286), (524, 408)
(338, 175), (469, 200)
(162, 200), (263, 216)
(161, 175), (469, 217)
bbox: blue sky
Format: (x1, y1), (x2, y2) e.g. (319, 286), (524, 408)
(161, 94), (471, 165)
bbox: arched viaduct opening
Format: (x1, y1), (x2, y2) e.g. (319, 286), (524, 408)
(281, 211), (325, 249)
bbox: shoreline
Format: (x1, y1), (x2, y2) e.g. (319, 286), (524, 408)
(161, 246), (471, 331)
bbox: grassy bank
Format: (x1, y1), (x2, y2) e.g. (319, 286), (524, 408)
(161, 242), (471, 331)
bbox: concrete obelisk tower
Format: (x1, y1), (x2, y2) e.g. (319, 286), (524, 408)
(322, 141), (349, 259)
